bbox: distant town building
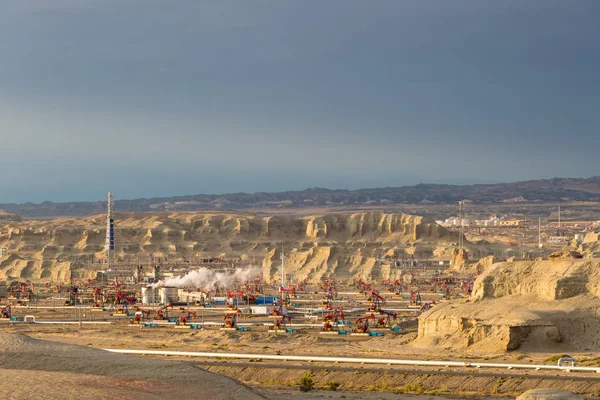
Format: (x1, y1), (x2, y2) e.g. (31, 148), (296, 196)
(437, 215), (529, 228)
(497, 220), (529, 228)
(547, 236), (570, 244)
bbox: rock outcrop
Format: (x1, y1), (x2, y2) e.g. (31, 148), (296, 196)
(449, 248), (469, 272)
(415, 259), (600, 353)
(470, 255), (497, 273)
(548, 250), (583, 260)
(576, 231), (600, 258)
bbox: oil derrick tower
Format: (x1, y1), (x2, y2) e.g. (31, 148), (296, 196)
(105, 191), (115, 267)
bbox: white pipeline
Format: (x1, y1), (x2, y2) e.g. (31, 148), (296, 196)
(101, 349), (600, 373)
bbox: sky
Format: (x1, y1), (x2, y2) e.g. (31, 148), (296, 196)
(0, 0), (599, 203)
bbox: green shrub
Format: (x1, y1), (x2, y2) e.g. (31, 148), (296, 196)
(299, 372), (314, 392)
(403, 383), (423, 393)
(491, 377), (504, 394)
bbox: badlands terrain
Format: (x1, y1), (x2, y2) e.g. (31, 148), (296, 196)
(0, 211), (471, 282)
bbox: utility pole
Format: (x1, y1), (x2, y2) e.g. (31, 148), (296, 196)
(558, 206), (561, 236)
(538, 218), (543, 249)
(281, 243), (285, 289)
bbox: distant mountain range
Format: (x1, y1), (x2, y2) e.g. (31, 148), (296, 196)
(2, 177), (600, 218)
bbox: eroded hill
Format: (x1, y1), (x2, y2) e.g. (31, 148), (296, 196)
(0, 211), (461, 282)
(415, 259), (600, 353)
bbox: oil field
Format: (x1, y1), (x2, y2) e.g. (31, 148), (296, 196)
(2, 190), (600, 399)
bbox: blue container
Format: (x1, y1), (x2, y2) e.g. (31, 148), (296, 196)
(168, 318), (177, 323)
(338, 330), (348, 335)
(236, 326), (251, 332)
(256, 297), (278, 305)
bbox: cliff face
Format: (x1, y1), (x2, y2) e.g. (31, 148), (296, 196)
(575, 231), (600, 258)
(415, 259), (600, 353)
(472, 260), (600, 301)
(0, 211), (457, 282)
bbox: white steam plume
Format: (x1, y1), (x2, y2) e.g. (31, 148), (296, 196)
(152, 266), (261, 292)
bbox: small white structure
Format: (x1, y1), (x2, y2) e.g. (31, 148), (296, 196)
(250, 305), (274, 316)
(547, 236), (569, 244)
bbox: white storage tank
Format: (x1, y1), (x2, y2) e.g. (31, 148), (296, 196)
(141, 286), (158, 305)
(159, 286), (178, 304)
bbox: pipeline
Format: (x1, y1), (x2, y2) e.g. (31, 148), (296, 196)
(101, 349), (600, 373)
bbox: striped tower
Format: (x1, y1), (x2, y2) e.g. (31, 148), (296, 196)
(106, 191), (115, 266)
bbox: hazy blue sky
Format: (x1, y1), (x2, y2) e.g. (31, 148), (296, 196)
(1, 1), (599, 203)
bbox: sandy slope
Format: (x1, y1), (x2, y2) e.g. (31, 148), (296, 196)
(0, 333), (265, 400)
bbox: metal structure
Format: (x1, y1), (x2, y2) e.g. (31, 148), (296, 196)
(557, 205), (562, 236)
(281, 244), (285, 288)
(458, 201), (465, 250)
(105, 191), (115, 267)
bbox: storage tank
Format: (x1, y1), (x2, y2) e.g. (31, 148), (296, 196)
(141, 286), (158, 305)
(159, 286), (178, 304)
(211, 296), (227, 305)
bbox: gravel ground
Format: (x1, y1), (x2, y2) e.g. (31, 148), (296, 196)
(0, 333), (266, 400)
(256, 387), (492, 399)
